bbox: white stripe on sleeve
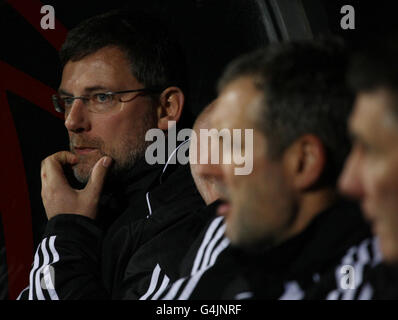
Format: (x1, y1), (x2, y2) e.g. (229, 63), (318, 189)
(139, 264), (161, 300)
(45, 236), (60, 300)
(28, 240), (43, 300)
(177, 239), (228, 300)
(35, 238), (49, 300)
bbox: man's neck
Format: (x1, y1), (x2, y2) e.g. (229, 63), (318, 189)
(108, 159), (162, 192)
(281, 187), (337, 244)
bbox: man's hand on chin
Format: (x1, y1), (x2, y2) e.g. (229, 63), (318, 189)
(41, 151), (113, 220)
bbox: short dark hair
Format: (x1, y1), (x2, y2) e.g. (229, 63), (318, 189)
(348, 32), (398, 118)
(218, 39), (353, 185)
(60, 10), (187, 93)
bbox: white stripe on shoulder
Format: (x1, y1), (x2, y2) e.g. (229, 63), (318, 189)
(326, 240), (364, 300)
(326, 236), (381, 300)
(341, 238), (372, 300)
(209, 238), (229, 266)
(234, 291), (253, 300)
(177, 239), (228, 300)
(357, 283), (373, 300)
(151, 274), (170, 300)
(161, 277), (187, 300)
(279, 281), (305, 300)
(191, 216), (224, 275)
(155, 217), (228, 300)
(199, 223), (226, 270)
(177, 269), (207, 300)
(371, 237), (383, 266)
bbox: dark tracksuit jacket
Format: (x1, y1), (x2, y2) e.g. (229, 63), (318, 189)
(18, 147), (208, 300)
(142, 200), (377, 300)
(359, 262), (398, 299)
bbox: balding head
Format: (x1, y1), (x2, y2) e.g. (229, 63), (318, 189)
(189, 101), (220, 205)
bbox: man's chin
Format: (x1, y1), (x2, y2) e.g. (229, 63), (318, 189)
(72, 163), (94, 185)
(380, 238), (398, 265)
(227, 226), (257, 250)
(228, 226), (277, 254)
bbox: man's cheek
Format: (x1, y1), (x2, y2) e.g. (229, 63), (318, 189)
(363, 167), (383, 200)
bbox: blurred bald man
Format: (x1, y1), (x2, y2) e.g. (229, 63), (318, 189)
(190, 101), (221, 205)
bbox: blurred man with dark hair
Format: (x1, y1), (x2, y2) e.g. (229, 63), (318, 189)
(214, 41), (354, 249)
(146, 39), (374, 300)
(338, 33), (398, 299)
(17, 10), (209, 300)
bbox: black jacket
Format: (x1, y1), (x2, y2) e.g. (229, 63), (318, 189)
(346, 256), (398, 300)
(138, 206), (230, 300)
(18, 152), (208, 300)
(147, 200), (375, 300)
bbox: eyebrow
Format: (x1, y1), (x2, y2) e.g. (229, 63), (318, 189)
(58, 89), (73, 96)
(58, 86), (110, 96)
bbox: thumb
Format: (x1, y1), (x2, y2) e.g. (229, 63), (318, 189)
(84, 156), (113, 197)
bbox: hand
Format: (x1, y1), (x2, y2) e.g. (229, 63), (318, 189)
(41, 151), (112, 220)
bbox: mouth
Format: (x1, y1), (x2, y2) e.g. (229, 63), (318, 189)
(217, 198), (232, 217)
(73, 147), (98, 155)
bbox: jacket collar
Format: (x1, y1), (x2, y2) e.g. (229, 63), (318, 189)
(235, 199), (371, 278)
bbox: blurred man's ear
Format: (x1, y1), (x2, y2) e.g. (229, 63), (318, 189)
(283, 135), (326, 191)
(156, 87), (185, 130)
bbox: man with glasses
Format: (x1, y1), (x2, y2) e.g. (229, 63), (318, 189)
(18, 10), (208, 299)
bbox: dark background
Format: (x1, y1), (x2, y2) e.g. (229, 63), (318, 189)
(0, 0), (395, 299)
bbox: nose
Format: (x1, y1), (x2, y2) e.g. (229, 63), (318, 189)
(196, 161), (225, 184)
(338, 149), (365, 200)
(64, 99), (91, 133)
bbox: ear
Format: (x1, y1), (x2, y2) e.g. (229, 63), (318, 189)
(156, 87), (185, 130)
(283, 134), (326, 191)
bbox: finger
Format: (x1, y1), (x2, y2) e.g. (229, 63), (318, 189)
(51, 151), (78, 166)
(84, 156), (113, 198)
(42, 151), (76, 187)
(41, 151), (78, 181)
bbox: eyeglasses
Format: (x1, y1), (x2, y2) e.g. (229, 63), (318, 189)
(52, 88), (162, 114)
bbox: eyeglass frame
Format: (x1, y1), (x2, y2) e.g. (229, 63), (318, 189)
(52, 87), (164, 114)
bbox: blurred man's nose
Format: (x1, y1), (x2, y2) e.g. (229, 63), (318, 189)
(196, 161), (224, 183)
(64, 99), (91, 133)
(338, 150), (365, 200)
